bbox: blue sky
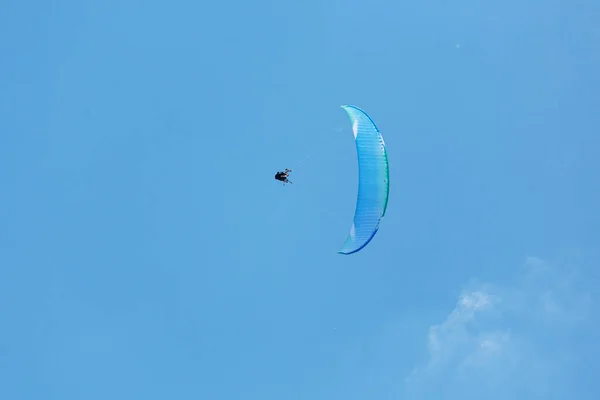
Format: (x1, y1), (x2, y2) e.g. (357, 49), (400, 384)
(1, 0), (599, 399)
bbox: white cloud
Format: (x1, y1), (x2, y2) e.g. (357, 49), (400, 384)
(404, 257), (592, 400)
(424, 289), (501, 369)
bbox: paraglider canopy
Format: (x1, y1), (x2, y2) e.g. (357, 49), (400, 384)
(338, 105), (389, 255)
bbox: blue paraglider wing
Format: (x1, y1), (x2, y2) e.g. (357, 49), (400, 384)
(338, 105), (390, 255)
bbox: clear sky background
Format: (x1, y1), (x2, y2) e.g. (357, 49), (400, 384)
(1, 0), (599, 399)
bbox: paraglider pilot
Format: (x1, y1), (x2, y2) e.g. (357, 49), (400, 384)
(275, 169), (292, 185)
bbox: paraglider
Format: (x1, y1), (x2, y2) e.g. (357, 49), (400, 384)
(337, 105), (389, 255)
(274, 169), (292, 185)
(270, 105), (388, 255)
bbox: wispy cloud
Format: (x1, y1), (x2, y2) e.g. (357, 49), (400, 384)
(405, 257), (592, 399)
